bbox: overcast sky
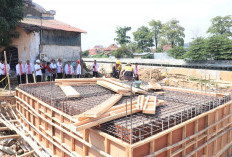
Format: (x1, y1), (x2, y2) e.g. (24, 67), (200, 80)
(33, 0), (232, 50)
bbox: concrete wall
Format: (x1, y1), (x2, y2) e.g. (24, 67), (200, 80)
(11, 26), (40, 64)
(40, 45), (81, 62)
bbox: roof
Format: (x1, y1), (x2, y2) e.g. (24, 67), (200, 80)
(104, 44), (118, 51)
(20, 18), (87, 33)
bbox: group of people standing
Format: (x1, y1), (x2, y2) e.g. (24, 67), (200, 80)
(16, 59), (82, 84)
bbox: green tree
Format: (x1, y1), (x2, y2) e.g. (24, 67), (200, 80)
(112, 45), (133, 58)
(185, 37), (208, 61)
(149, 20), (162, 49)
(133, 26), (154, 52)
(0, 0), (24, 47)
(207, 15), (232, 37)
(161, 19), (185, 48)
(168, 46), (186, 59)
(206, 35), (232, 60)
(114, 26), (131, 46)
(82, 50), (89, 57)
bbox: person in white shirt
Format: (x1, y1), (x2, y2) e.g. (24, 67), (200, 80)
(16, 60), (26, 84)
(2, 62), (10, 87)
(25, 60), (34, 83)
(34, 59), (43, 82)
(56, 58), (63, 79)
(92, 60), (99, 77)
(0, 59), (5, 87)
(133, 63), (139, 80)
(50, 59), (57, 81)
(65, 61), (74, 78)
(75, 60), (81, 78)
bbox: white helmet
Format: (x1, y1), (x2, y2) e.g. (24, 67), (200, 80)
(36, 59), (40, 63)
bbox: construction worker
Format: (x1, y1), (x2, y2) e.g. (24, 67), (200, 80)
(25, 60), (34, 83)
(112, 60), (122, 79)
(34, 60), (43, 82)
(50, 59), (57, 81)
(56, 58), (63, 79)
(121, 62), (134, 81)
(65, 61), (74, 78)
(133, 63), (139, 80)
(75, 60), (81, 78)
(92, 60), (99, 77)
(161, 72), (169, 86)
(16, 60), (26, 85)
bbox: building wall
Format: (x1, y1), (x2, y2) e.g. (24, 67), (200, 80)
(11, 26), (40, 64)
(40, 45), (81, 62)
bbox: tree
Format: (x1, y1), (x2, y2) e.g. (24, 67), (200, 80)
(207, 15), (232, 37)
(185, 37), (208, 61)
(206, 35), (232, 60)
(82, 50), (89, 57)
(133, 26), (154, 52)
(161, 19), (185, 48)
(168, 46), (186, 59)
(0, 0), (24, 47)
(112, 45), (133, 58)
(114, 26), (131, 46)
(149, 20), (162, 49)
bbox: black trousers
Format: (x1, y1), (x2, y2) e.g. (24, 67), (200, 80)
(36, 75), (42, 82)
(1, 75), (6, 87)
(57, 73), (63, 79)
(17, 74), (26, 85)
(27, 74), (34, 83)
(93, 71), (98, 77)
(76, 74), (81, 78)
(65, 74), (72, 78)
(47, 76), (51, 81)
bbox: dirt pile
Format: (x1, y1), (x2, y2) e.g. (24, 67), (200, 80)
(139, 68), (162, 82)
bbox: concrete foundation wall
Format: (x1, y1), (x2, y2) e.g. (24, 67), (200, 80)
(11, 26), (40, 64)
(40, 45), (81, 62)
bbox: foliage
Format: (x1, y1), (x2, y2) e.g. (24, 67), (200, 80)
(156, 46), (163, 52)
(167, 46), (186, 59)
(141, 53), (154, 59)
(112, 45), (133, 58)
(133, 26), (154, 52)
(185, 37), (208, 61)
(114, 26), (131, 46)
(0, 0), (24, 47)
(161, 19), (185, 48)
(207, 15), (232, 37)
(206, 35), (232, 60)
(82, 50), (89, 57)
(90, 52), (108, 58)
(149, 20), (162, 49)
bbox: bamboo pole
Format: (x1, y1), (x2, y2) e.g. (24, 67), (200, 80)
(4, 51), (11, 93)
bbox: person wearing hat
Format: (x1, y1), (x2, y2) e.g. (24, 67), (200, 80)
(25, 60), (34, 83)
(34, 59), (43, 82)
(75, 60), (81, 78)
(16, 60), (26, 84)
(50, 59), (57, 81)
(120, 62), (134, 81)
(64, 61), (74, 78)
(56, 58), (63, 79)
(92, 60), (99, 78)
(112, 60), (122, 79)
(133, 63), (139, 80)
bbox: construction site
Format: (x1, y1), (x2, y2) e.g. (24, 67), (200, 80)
(0, 64), (232, 157)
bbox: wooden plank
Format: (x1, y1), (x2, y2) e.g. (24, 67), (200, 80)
(81, 94), (122, 118)
(97, 80), (130, 94)
(59, 85), (80, 98)
(150, 81), (162, 90)
(0, 134), (21, 139)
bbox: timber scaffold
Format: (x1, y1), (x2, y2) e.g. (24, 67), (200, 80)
(15, 78), (232, 157)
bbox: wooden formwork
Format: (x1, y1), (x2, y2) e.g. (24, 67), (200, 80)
(15, 87), (232, 157)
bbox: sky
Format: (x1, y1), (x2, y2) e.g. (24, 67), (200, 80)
(33, 0), (232, 50)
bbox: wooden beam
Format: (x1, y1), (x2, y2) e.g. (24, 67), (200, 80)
(59, 85), (80, 98)
(97, 80), (130, 95)
(81, 94), (122, 118)
(0, 134), (21, 140)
